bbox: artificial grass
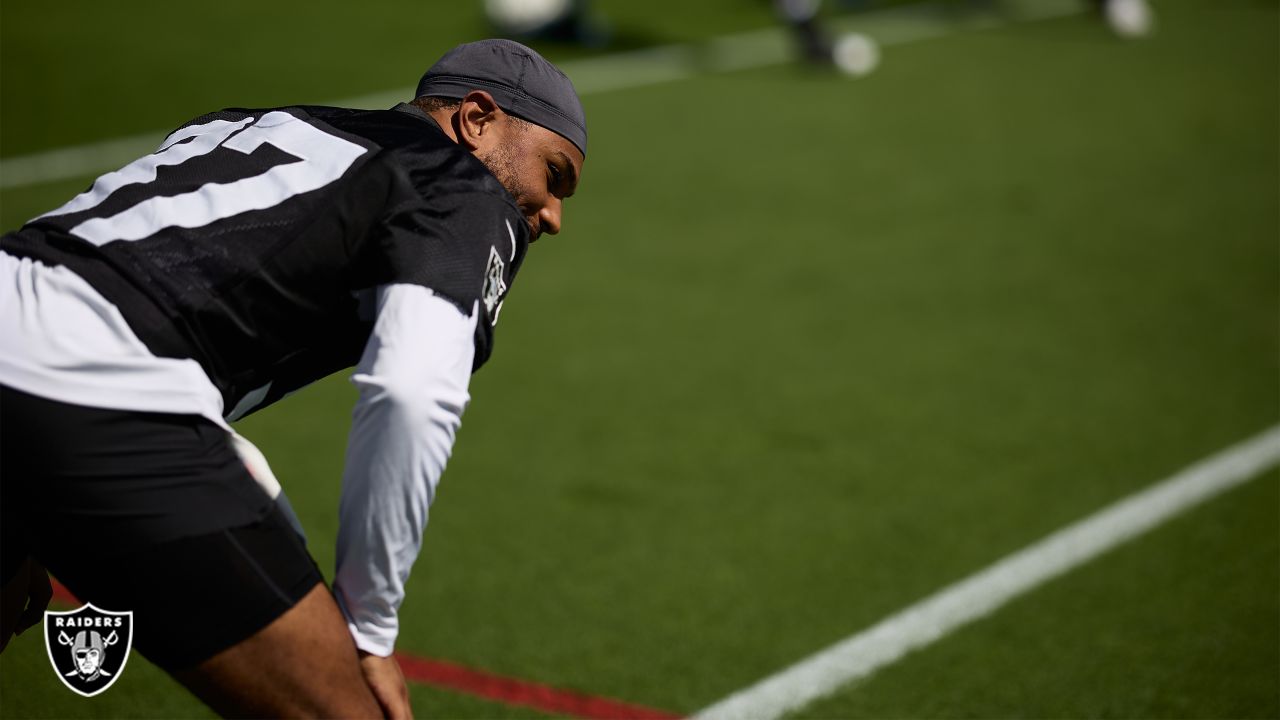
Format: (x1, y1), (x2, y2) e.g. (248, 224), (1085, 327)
(0, 0), (1274, 717)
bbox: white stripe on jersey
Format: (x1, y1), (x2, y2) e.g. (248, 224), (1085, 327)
(0, 249), (228, 426)
(38, 112), (368, 246)
(35, 117), (256, 226)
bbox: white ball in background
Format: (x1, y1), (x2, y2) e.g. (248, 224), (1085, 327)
(832, 33), (881, 78)
(484, 0), (573, 34)
(1106, 0), (1154, 38)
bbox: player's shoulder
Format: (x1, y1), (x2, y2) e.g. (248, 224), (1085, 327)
(312, 106), (515, 207)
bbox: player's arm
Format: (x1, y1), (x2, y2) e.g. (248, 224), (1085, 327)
(331, 282), (477, 714)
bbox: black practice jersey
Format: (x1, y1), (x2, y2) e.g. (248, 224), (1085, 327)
(1, 104), (530, 418)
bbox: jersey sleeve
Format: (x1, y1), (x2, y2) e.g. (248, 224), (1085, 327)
(370, 186), (529, 371)
(331, 282), (476, 656)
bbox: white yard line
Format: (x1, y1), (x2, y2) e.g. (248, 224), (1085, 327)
(693, 425), (1280, 720)
(0, 0), (1083, 191)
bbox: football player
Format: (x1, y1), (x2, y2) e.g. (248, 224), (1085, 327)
(0, 39), (585, 718)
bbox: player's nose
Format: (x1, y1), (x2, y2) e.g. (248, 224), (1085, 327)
(537, 197), (562, 237)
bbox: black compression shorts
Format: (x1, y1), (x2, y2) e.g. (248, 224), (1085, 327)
(0, 386), (323, 670)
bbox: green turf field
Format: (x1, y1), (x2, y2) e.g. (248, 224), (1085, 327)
(1, 0), (1277, 717)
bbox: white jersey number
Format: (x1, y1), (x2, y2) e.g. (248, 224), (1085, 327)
(37, 111), (367, 246)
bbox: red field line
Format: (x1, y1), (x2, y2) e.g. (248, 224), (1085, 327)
(396, 653), (680, 720)
(48, 579), (680, 719)
(50, 579), (77, 606)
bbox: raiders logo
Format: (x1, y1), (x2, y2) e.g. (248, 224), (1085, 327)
(482, 245), (507, 325)
(44, 603), (133, 697)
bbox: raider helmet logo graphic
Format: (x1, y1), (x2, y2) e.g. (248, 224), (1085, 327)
(44, 603), (133, 697)
(482, 244), (508, 324)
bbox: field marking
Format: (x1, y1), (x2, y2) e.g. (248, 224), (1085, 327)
(692, 424), (1280, 720)
(0, 0), (1084, 191)
(396, 654), (680, 720)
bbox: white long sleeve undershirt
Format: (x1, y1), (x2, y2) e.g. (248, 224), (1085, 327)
(332, 283), (477, 656)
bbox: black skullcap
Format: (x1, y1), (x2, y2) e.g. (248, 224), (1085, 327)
(416, 39), (587, 157)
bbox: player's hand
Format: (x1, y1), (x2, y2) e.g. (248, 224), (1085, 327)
(0, 556), (53, 652)
(359, 650), (413, 720)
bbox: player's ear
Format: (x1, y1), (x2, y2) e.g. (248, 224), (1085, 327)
(455, 90), (502, 152)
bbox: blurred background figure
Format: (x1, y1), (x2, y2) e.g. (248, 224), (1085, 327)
(774, 0), (833, 65)
(481, 0), (1149, 73)
(774, 0), (881, 76)
(1097, 0), (1154, 38)
(778, 0), (1153, 62)
(484, 0), (611, 47)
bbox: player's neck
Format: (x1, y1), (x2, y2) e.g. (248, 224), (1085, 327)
(426, 109), (460, 145)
